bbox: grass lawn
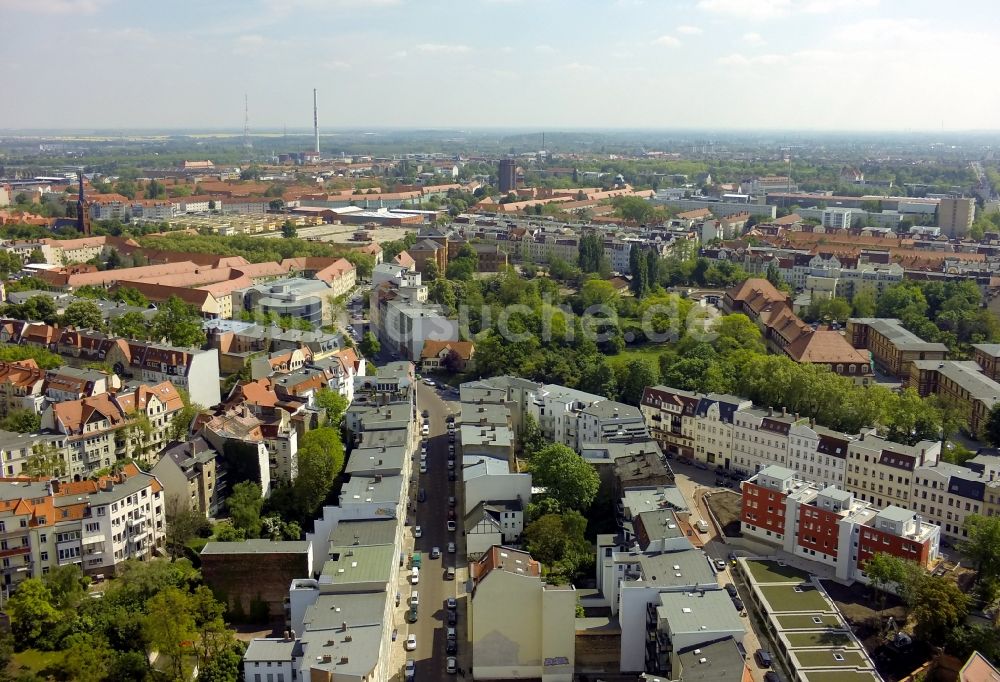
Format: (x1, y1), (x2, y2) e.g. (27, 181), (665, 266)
(607, 343), (667, 368)
(11, 649), (64, 676)
(792, 649), (870, 669)
(776, 614), (845, 630)
(803, 672), (881, 682)
(744, 559), (811, 585)
(759, 584), (833, 613)
(785, 631), (855, 649)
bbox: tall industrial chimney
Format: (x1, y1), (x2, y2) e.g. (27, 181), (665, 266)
(313, 88), (320, 156)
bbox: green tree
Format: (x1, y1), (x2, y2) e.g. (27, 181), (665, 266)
(281, 221), (297, 239)
(423, 259), (440, 282)
(293, 427), (345, 517)
(0, 409), (41, 433)
(111, 310), (150, 340)
(25, 441), (67, 478)
(359, 331), (381, 358)
(114, 287), (149, 307)
(765, 261), (784, 288)
(315, 388), (349, 427)
(61, 299), (105, 330)
(518, 413), (547, 458)
(166, 503), (212, 560)
(27, 248), (46, 264)
(144, 586), (197, 681)
(960, 515), (1000, 587)
(616, 358), (658, 406)
(58, 632), (113, 682)
(226, 481), (264, 537)
(529, 443), (600, 512)
(524, 510), (592, 583)
(851, 290), (876, 317)
(983, 403), (1000, 446)
(151, 296), (206, 347)
(712, 313), (765, 353)
(7, 578), (60, 647)
(910, 574), (969, 642)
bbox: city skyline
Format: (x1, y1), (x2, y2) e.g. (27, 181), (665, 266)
(1, 0), (999, 131)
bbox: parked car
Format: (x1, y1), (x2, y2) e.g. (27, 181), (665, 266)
(419, 462), (427, 474)
(446, 597), (457, 610)
(446, 657), (457, 674)
(447, 609), (457, 624)
(409, 592), (420, 607)
(447, 521), (457, 532)
(446, 639), (457, 655)
(756, 649), (773, 668)
(423, 378), (435, 386)
(447, 542), (456, 553)
(448, 471), (455, 481)
(715, 559), (727, 571)
(431, 546), (441, 559)
(764, 672), (781, 682)
(418, 488), (426, 502)
(405, 634), (417, 651)
(421, 409), (429, 418)
(446, 566), (456, 580)
(732, 597), (744, 611)
(414, 526), (422, 538)
(725, 584), (738, 598)
(448, 496), (456, 507)
(405, 659), (415, 681)
(446, 627), (456, 641)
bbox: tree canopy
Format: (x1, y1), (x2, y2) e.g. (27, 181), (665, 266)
(529, 443), (600, 512)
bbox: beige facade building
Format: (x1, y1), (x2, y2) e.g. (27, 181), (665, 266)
(938, 197), (975, 237)
(469, 546), (575, 682)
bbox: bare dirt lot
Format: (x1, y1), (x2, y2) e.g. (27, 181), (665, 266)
(821, 580), (930, 682)
(705, 490), (743, 537)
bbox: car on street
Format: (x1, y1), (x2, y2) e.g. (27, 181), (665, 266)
(446, 597), (457, 610)
(446, 626), (456, 640)
(447, 609), (457, 625)
(756, 649), (773, 668)
(420, 452), (427, 463)
(448, 434), (455, 443)
(446, 414), (455, 423)
(405, 634), (417, 651)
(715, 559), (727, 571)
(423, 378), (435, 386)
(725, 584), (738, 598)
(448, 470), (455, 481)
(419, 462), (427, 474)
(418, 488), (426, 502)
(422, 409), (429, 418)
(447, 509), (456, 521)
(764, 672), (781, 682)
(414, 526), (422, 538)
(448, 459), (455, 470)
(431, 546), (441, 559)
(447, 520), (457, 532)
(405, 659), (415, 681)
(447, 541), (456, 553)
(421, 424), (429, 436)
(448, 496), (456, 507)
(728, 551), (738, 564)
(446, 639), (457, 655)
(446, 657), (457, 674)
(732, 597), (744, 611)
(446, 566), (456, 580)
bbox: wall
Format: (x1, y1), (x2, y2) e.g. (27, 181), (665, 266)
(201, 549), (311, 621)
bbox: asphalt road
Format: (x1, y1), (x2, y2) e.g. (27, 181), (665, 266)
(408, 382), (463, 679)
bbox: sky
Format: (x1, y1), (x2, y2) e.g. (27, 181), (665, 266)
(1, 0), (998, 131)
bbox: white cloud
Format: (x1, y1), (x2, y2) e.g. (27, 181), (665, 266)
(676, 25), (702, 35)
(534, 44), (557, 53)
(717, 52), (787, 66)
(653, 35), (681, 47)
(742, 32), (765, 46)
(415, 43), (471, 53)
(697, 0), (877, 19)
(1, 0), (108, 13)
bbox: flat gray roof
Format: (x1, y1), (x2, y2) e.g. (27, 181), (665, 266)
(201, 539), (311, 555)
(656, 590), (744, 635)
(243, 637), (302, 662)
(634, 549), (717, 588)
(850, 318), (948, 352)
(340, 474), (404, 505)
(674, 637), (746, 682)
(344, 446), (406, 475)
(328, 519), (398, 548)
(321, 544), (395, 585)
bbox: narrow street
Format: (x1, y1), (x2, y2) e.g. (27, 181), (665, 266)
(404, 382), (466, 679)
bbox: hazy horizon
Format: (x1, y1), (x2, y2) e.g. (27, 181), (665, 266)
(2, 0), (998, 131)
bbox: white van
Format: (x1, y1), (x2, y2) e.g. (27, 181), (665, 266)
(410, 567), (420, 584)
(695, 519), (709, 533)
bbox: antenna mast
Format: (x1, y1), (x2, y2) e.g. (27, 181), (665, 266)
(243, 93), (252, 149)
(313, 88), (320, 156)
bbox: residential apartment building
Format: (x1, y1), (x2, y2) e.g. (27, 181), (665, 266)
(822, 207), (854, 230)
(847, 318), (948, 381)
(909, 460), (999, 544)
(741, 465), (939, 583)
(38, 382), (184, 479)
(0, 360), (45, 417)
(55, 330), (221, 408)
(469, 546), (576, 682)
(723, 279), (872, 382)
(151, 436), (224, 517)
(0, 462), (165, 589)
(938, 197), (975, 237)
(971, 344), (1000, 382)
(910, 360), (1000, 435)
(576, 401), (649, 451)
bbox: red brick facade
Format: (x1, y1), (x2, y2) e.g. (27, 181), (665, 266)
(741, 482), (787, 536)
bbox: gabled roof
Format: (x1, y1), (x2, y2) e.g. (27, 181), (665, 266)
(420, 340), (475, 360)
